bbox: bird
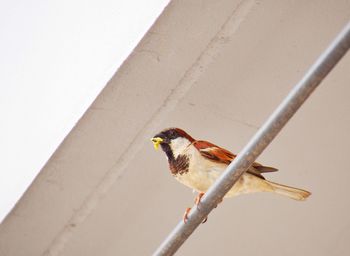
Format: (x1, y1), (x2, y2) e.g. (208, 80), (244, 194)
(151, 127), (311, 223)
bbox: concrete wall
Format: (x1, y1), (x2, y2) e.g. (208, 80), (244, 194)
(1, 1), (350, 255)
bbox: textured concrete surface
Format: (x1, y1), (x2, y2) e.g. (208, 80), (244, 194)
(1, 1), (350, 255)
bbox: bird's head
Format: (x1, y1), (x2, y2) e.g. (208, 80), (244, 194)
(151, 128), (195, 158)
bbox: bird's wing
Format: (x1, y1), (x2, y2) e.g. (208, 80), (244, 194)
(193, 140), (278, 179)
(252, 163), (278, 173)
(193, 140), (236, 165)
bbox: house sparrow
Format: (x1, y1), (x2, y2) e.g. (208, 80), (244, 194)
(151, 128), (311, 223)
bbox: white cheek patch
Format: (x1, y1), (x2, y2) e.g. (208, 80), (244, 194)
(170, 137), (191, 158)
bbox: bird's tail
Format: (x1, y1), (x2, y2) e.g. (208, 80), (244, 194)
(266, 180), (311, 201)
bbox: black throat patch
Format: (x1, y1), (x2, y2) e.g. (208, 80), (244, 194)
(169, 154), (190, 175)
(160, 143), (189, 175)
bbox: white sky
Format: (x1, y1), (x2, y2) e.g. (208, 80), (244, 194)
(0, 0), (169, 222)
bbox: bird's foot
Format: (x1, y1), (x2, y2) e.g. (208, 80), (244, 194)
(183, 206), (208, 224)
(183, 207), (191, 223)
(194, 192), (205, 209)
(183, 193), (208, 224)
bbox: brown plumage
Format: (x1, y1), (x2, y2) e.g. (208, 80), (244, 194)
(151, 128), (311, 222)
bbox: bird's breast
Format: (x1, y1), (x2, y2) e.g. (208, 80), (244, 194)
(169, 154), (190, 175)
(172, 147), (227, 192)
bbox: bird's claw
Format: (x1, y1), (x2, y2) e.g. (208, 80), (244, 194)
(194, 192), (205, 209)
(183, 207), (208, 224)
(183, 207), (191, 223)
(183, 193), (208, 224)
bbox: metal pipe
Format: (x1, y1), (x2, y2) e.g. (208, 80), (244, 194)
(153, 21), (350, 256)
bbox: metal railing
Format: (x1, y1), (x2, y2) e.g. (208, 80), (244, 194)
(153, 21), (350, 256)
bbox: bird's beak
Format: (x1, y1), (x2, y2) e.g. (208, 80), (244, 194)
(151, 137), (163, 150)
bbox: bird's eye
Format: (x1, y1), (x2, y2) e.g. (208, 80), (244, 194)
(169, 130), (177, 139)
